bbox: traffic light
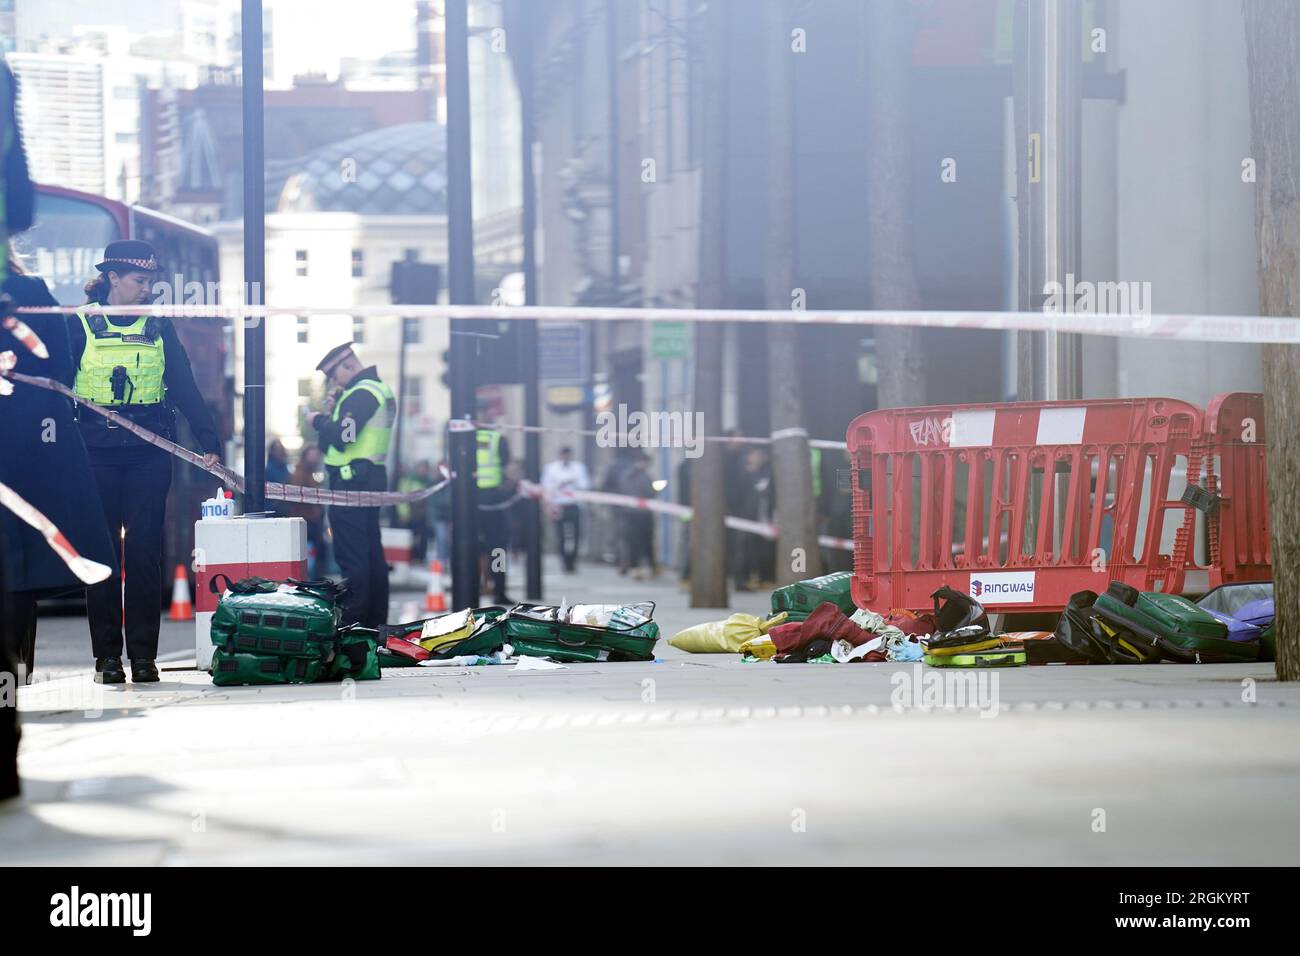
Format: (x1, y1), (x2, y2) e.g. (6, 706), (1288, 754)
(390, 260), (441, 305)
(478, 319), (523, 385)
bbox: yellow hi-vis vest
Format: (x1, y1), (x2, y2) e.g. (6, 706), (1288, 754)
(476, 429), (503, 489)
(73, 311), (165, 406)
(323, 378), (395, 470)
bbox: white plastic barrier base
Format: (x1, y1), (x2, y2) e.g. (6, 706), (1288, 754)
(194, 516), (307, 670)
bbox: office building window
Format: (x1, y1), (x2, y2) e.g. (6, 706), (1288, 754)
(296, 315), (309, 344)
(352, 316), (365, 344)
(296, 249), (308, 277)
(351, 248), (364, 277)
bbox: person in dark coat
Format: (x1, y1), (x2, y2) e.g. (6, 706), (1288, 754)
(618, 451), (657, 578)
(1, 59), (113, 801)
(1, 260), (119, 674)
(1, 266), (119, 801)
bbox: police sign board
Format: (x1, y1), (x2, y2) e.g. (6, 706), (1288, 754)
(969, 571), (1036, 604)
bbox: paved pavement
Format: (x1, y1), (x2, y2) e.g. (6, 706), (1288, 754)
(7, 557), (1300, 865)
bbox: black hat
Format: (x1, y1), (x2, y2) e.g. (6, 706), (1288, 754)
(95, 240), (159, 273)
(316, 342), (358, 374)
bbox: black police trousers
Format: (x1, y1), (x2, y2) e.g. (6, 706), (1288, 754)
(327, 464), (389, 628)
(85, 445), (172, 661)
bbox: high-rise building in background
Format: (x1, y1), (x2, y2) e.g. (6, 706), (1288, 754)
(7, 0), (522, 469)
(468, 0), (520, 221)
(417, 0), (447, 121)
(0, 0), (16, 55)
(9, 50), (108, 195)
(9, 0), (240, 203)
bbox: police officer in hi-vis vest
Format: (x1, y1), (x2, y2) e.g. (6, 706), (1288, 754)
(72, 240), (222, 684)
(474, 409), (512, 604)
(309, 343), (396, 627)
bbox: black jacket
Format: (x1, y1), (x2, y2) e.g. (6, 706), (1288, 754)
(1, 276), (118, 594)
(66, 312), (222, 457)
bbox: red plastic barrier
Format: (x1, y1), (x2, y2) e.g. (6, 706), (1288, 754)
(1202, 392), (1271, 585)
(847, 394), (1270, 615)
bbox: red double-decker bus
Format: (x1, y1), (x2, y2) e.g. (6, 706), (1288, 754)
(17, 184), (234, 603)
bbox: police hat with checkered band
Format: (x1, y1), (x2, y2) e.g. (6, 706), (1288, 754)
(95, 240), (160, 274)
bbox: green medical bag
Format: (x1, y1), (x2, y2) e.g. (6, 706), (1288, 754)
(1092, 582), (1256, 663)
(211, 648), (327, 686)
(444, 605), (659, 662)
(330, 629), (382, 681)
(770, 572), (856, 622)
(1260, 622), (1276, 663)
(209, 577), (342, 658)
(208, 578), (381, 685)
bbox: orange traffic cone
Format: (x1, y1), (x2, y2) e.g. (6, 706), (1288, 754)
(425, 559), (447, 613)
(169, 564), (193, 621)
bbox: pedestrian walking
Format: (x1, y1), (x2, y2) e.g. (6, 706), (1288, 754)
(396, 460), (433, 561)
(427, 460), (451, 566)
(601, 451), (634, 571)
(619, 451), (657, 579)
(285, 446), (329, 577)
(265, 439), (290, 516)
(541, 445), (590, 573)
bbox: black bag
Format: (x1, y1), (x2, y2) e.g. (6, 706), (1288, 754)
(1052, 590), (1110, 663)
(927, 586), (990, 647)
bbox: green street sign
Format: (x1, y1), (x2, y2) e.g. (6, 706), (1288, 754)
(650, 322), (690, 360)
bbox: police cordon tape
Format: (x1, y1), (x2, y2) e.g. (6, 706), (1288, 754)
(564, 487), (855, 552)
(1, 315), (47, 359)
(468, 418), (847, 450)
(14, 302), (1300, 343)
(0, 368), (852, 548)
(0, 369), (448, 507)
(0, 479), (113, 584)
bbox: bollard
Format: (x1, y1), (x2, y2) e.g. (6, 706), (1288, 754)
(194, 515), (307, 670)
(381, 526), (413, 588)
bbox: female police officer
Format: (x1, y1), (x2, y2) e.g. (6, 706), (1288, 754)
(71, 240), (221, 684)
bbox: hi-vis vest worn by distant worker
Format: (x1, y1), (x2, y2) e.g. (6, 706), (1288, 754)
(476, 429), (503, 489)
(73, 311), (165, 406)
(323, 377), (395, 473)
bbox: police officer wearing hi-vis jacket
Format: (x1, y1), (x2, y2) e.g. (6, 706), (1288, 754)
(71, 240), (222, 684)
(308, 343), (395, 628)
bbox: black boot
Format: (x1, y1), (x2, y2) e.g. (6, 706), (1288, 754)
(94, 657), (126, 684)
(130, 659), (160, 683)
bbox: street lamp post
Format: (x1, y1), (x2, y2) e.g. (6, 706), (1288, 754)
(1016, 0), (1083, 402)
(241, 0), (266, 515)
(446, 0), (480, 610)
